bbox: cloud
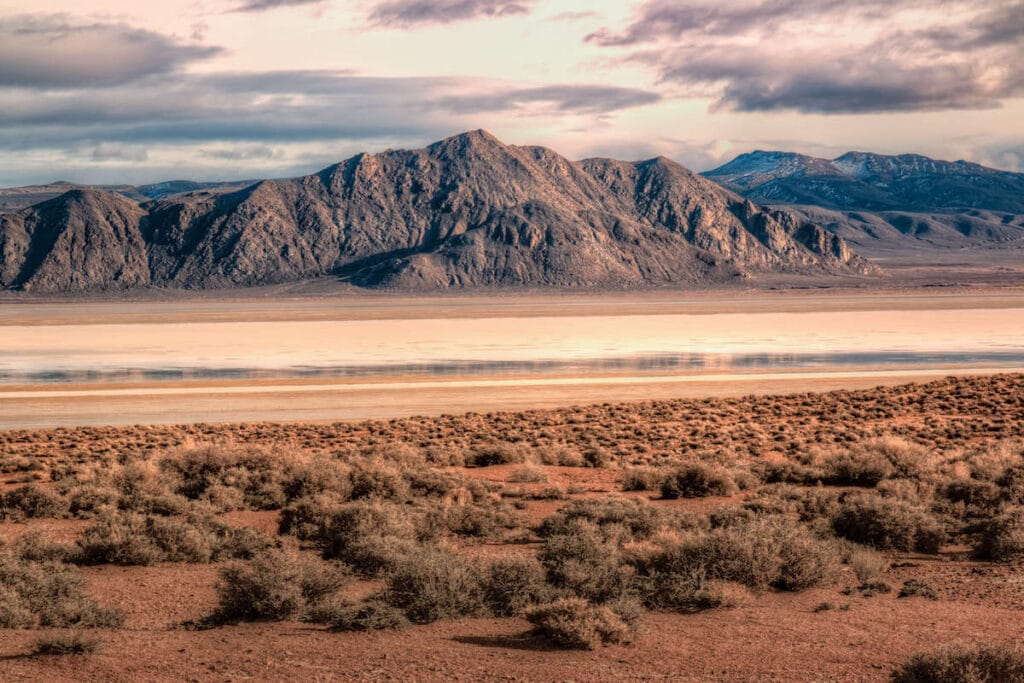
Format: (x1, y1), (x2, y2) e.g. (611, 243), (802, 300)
(369, 0), (534, 26)
(586, 0), (1024, 114)
(200, 145), (282, 161)
(231, 0), (326, 12)
(0, 15), (220, 88)
(435, 85), (661, 115)
(88, 143), (149, 163)
(653, 44), (1014, 114)
(585, 0), (906, 46)
(0, 72), (657, 146)
(550, 11), (599, 22)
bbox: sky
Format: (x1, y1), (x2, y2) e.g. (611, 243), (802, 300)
(0, 0), (1021, 186)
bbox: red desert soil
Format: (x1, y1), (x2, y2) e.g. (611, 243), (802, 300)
(1, 373), (1023, 681)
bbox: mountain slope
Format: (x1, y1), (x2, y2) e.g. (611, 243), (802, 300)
(0, 131), (871, 293)
(704, 150), (1024, 257)
(0, 190), (149, 292)
(705, 150), (1024, 213)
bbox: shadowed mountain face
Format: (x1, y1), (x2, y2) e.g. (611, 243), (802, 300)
(704, 151), (1024, 255)
(0, 131), (870, 293)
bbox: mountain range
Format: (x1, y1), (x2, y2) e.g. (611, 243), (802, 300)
(0, 131), (868, 293)
(703, 151), (1024, 255)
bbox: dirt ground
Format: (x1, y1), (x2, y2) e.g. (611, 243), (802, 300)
(1, 373), (1023, 681)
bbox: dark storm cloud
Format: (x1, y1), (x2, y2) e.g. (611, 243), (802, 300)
(231, 0), (325, 12)
(586, 0), (1024, 114)
(0, 15), (220, 88)
(369, 0), (534, 26)
(436, 85), (661, 114)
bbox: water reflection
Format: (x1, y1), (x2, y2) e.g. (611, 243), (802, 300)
(6, 350), (1024, 385)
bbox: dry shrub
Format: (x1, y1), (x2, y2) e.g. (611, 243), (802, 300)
(975, 507), (1024, 561)
(384, 547), (485, 624)
(660, 464), (736, 499)
(633, 518), (838, 595)
(77, 512), (274, 566)
(860, 436), (935, 479)
(539, 520), (627, 602)
(966, 441), (1024, 483)
(822, 448), (894, 486)
(831, 494), (946, 553)
(318, 502), (419, 575)
(525, 598), (633, 650)
(482, 557), (552, 617)
(0, 485), (69, 521)
(214, 549), (348, 622)
(327, 598), (410, 631)
(30, 632), (103, 656)
(278, 493), (346, 540)
(620, 468), (660, 492)
(847, 547), (890, 584)
(538, 498), (697, 541)
(892, 643), (1024, 683)
(348, 461), (410, 501)
(467, 443), (529, 467)
(508, 464), (547, 484)
(0, 553), (123, 628)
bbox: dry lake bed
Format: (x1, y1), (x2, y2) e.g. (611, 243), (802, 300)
(2, 288), (1023, 428)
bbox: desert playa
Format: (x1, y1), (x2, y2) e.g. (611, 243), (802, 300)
(2, 289), (1023, 429)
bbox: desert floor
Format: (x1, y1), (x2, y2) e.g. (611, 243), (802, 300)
(0, 373), (1022, 681)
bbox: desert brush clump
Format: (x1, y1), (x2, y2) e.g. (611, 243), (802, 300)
(525, 598), (634, 650)
(213, 548), (349, 622)
(29, 632), (104, 656)
(830, 494), (946, 553)
(659, 463), (737, 499)
(383, 546), (486, 624)
(326, 598), (411, 632)
(537, 498), (702, 541)
(0, 485), (70, 521)
(974, 507), (1024, 561)
(539, 520), (628, 603)
(76, 512), (275, 566)
(892, 643), (1024, 683)
(0, 550), (123, 629)
(316, 501), (421, 575)
(481, 557), (553, 617)
(629, 517), (838, 602)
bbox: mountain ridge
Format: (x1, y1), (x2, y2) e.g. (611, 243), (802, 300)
(0, 131), (871, 293)
(704, 150), (1024, 213)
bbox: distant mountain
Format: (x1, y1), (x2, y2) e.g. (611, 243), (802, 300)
(705, 151), (1024, 213)
(0, 180), (253, 214)
(0, 131), (869, 293)
(704, 151), (1024, 256)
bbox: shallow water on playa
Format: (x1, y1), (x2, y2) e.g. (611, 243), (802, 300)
(2, 307), (1023, 384)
